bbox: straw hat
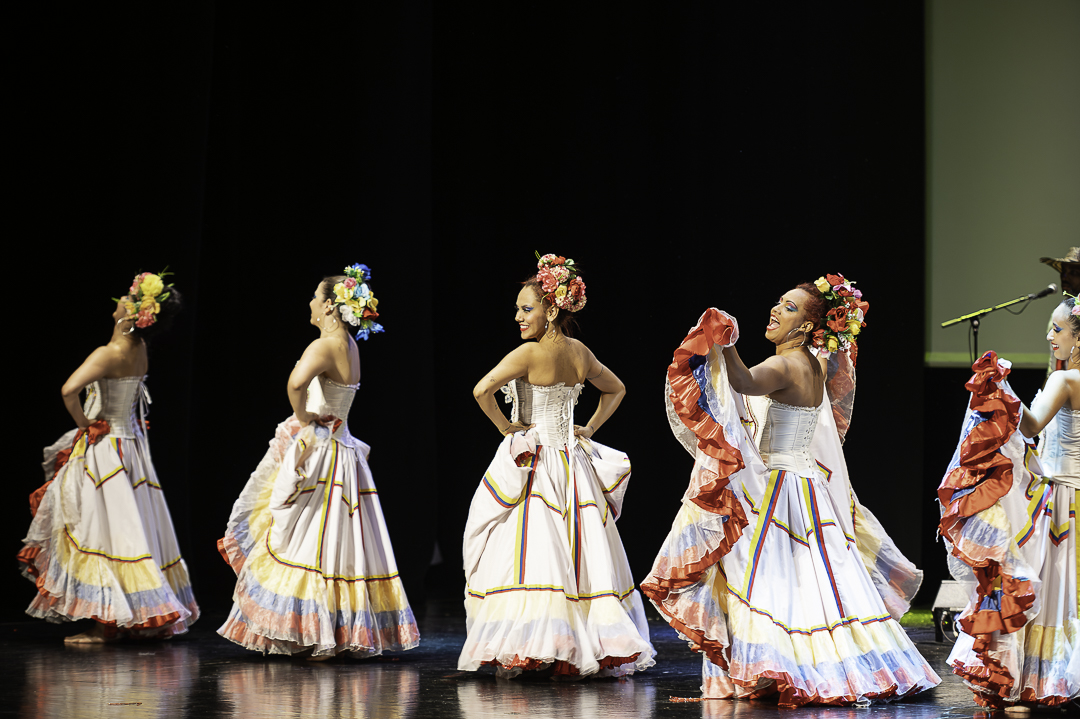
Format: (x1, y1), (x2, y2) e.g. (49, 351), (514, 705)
(1039, 247), (1080, 273)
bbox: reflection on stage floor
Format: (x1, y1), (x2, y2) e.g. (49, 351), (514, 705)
(0, 601), (1047, 718)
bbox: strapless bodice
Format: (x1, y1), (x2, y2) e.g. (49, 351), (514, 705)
(759, 400), (819, 475)
(84, 376), (150, 439)
(501, 379), (583, 447)
(306, 375), (360, 445)
(1040, 406), (1080, 487)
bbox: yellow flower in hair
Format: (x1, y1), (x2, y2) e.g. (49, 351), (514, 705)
(334, 283), (353, 302)
(555, 285), (568, 300)
(348, 296), (367, 312)
(367, 296), (378, 311)
(124, 300), (137, 316)
(140, 274), (165, 298)
(140, 297), (161, 314)
(814, 276), (830, 294)
(847, 320), (861, 336)
(827, 336), (839, 353)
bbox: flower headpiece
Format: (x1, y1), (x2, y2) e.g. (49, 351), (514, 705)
(1063, 291), (1080, 316)
(535, 252), (587, 312)
(332, 263), (384, 341)
(113, 269), (173, 329)
(810, 273), (868, 364)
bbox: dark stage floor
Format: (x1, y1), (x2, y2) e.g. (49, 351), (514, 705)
(0, 602), (1056, 719)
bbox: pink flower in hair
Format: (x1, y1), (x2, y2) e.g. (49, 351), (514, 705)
(539, 268), (559, 293)
(344, 277), (357, 289)
(1071, 304), (1080, 316)
(135, 309), (155, 328)
(538, 253), (565, 267)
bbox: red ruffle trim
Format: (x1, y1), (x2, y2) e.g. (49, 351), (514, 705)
(954, 659), (1073, 709)
(733, 670), (915, 709)
(217, 536), (246, 574)
(16, 545), (41, 579)
(666, 309), (745, 480)
(642, 309), (755, 671)
(481, 652), (641, 676)
(647, 601), (730, 672)
(17, 545), (181, 632)
(642, 490), (746, 604)
(26, 420), (111, 519)
(936, 351), (1035, 699)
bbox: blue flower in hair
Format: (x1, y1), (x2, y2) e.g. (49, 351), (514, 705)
(347, 263), (372, 282)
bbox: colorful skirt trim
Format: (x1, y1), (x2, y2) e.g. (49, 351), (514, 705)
(218, 416), (419, 657)
(939, 352), (1078, 708)
(19, 425), (198, 635)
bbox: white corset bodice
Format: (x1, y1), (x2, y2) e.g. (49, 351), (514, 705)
(307, 375), (361, 445)
(1040, 406), (1080, 488)
(759, 400), (819, 475)
(502, 379), (583, 447)
(85, 376), (150, 439)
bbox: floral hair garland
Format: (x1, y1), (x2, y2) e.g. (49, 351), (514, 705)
(1064, 291), (1080, 316)
(811, 273), (868, 363)
(332, 263), (384, 341)
(535, 252), (587, 312)
(113, 269), (173, 329)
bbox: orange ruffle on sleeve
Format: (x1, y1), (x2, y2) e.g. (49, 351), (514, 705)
(642, 310), (751, 666)
(936, 352), (1035, 648)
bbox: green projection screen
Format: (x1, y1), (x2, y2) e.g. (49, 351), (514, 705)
(926, 0), (1080, 368)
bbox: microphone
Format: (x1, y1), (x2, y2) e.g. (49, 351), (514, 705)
(1028, 283), (1058, 300)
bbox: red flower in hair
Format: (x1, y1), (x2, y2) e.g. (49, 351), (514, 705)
(825, 306), (848, 333)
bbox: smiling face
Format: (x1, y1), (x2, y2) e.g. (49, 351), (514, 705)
(1046, 303), (1080, 361)
(515, 286), (549, 340)
(765, 288), (812, 344)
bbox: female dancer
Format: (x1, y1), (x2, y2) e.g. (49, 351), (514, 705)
(644, 276), (939, 707)
(218, 264), (418, 659)
(940, 298), (1079, 710)
(459, 253), (655, 677)
(18, 271), (197, 642)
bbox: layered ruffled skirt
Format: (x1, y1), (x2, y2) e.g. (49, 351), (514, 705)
(939, 353), (1078, 708)
(217, 416), (419, 657)
(459, 431), (655, 677)
(18, 422), (199, 635)
(643, 308), (939, 707)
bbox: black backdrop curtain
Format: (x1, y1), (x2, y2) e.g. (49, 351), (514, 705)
(6, 4), (930, 621)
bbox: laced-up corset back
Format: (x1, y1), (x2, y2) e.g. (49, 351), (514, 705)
(759, 400), (819, 475)
(317, 377), (359, 442)
(1042, 406), (1080, 485)
(85, 376), (149, 439)
(502, 379), (583, 447)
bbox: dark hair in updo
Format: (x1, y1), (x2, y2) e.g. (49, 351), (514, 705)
(795, 282), (829, 329)
(521, 276), (580, 338)
(319, 275), (346, 320)
(1060, 297), (1080, 335)
(131, 286), (183, 344)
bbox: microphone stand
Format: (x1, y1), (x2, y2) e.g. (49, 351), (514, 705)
(941, 292), (1053, 364)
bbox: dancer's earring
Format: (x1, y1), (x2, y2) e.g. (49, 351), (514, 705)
(117, 317), (135, 336)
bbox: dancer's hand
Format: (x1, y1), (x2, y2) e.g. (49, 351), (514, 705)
(573, 424), (594, 439)
(501, 421), (534, 436)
